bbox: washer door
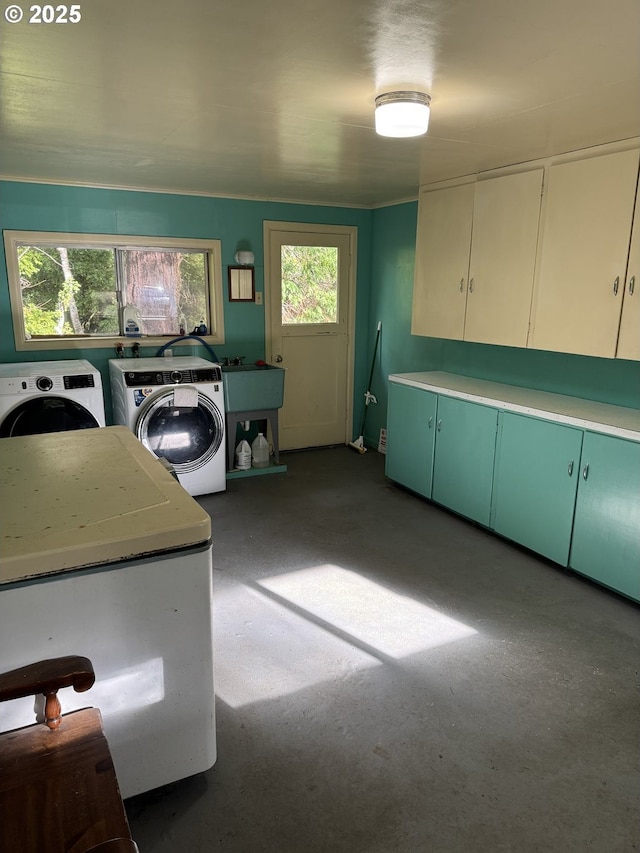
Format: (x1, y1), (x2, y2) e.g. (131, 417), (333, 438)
(0, 397), (100, 437)
(136, 389), (224, 472)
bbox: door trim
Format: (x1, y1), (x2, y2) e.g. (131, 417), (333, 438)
(263, 221), (357, 446)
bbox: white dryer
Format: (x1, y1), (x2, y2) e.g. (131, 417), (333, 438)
(109, 356), (226, 496)
(0, 359), (106, 437)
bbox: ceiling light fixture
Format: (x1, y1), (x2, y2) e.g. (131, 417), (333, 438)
(374, 91), (431, 138)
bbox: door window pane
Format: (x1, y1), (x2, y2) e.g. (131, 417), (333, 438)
(280, 245), (338, 324)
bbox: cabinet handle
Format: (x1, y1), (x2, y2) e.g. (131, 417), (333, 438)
(437, 419), (442, 432)
(613, 276), (620, 295)
(629, 275), (636, 296)
(582, 464), (590, 480)
(428, 416), (433, 429)
(567, 460), (574, 476)
(459, 278), (465, 293)
(469, 278), (475, 293)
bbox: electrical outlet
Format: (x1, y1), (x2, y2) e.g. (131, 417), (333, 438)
(163, 349), (173, 357)
(255, 292), (263, 305)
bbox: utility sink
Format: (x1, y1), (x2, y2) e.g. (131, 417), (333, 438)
(221, 364), (285, 413)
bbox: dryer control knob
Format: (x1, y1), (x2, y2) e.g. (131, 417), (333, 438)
(170, 371), (183, 383)
(36, 376), (53, 391)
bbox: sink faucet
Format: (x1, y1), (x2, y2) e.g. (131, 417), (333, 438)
(232, 356), (246, 366)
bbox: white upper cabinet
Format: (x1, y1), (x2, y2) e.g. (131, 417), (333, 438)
(412, 169), (543, 347)
(464, 169), (543, 347)
(411, 181), (474, 341)
(616, 178), (640, 361)
(530, 147), (640, 358)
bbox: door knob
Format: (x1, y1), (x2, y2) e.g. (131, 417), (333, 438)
(274, 355), (283, 363)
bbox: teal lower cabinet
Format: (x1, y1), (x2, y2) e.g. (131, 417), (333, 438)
(570, 432), (640, 602)
(385, 382), (437, 498)
(385, 375), (640, 601)
(431, 396), (498, 526)
(491, 413), (583, 565)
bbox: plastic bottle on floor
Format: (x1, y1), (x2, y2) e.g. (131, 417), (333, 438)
(251, 433), (270, 468)
(235, 440), (251, 470)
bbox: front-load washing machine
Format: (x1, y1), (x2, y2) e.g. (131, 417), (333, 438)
(0, 359), (106, 437)
(109, 356), (226, 496)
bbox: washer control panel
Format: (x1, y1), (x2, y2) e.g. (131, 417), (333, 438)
(124, 366), (222, 387)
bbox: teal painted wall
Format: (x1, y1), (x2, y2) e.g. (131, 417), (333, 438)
(0, 181), (372, 422)
(1, 181), (637, 440)
(364, 202), (640, 448)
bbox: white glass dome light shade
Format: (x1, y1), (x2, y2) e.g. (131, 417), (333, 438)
(374, 92), (431, 138)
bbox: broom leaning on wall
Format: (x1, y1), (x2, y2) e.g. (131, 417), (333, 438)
(348, 321), (381, 454)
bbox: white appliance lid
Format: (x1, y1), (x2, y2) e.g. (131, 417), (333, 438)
(0, 426), (211, 585)
(0, 359), (100, 378)
(109, 356), (216, 371)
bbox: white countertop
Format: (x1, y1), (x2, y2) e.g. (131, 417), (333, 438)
(0, 426), (211, 585)
(389, 372), (640, 442)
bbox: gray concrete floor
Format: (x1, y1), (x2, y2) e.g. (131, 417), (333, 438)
(126, 447), (640, 852)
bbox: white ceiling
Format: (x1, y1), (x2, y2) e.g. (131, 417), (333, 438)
(1, 0), (639, 207)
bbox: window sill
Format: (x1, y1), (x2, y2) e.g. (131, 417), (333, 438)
(15, 334), (225, 353)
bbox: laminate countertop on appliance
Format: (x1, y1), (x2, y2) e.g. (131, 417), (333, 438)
(0, 425), (211, 585)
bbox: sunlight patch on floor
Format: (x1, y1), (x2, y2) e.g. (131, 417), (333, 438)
(214, 565), (477, 709)
(214, 580), (380, 708)
(259, 564), (477, 658)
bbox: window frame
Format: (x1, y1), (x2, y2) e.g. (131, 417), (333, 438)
(3, 230), (225, 352)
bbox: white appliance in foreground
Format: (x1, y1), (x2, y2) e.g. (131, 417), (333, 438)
(109, 356), (225, 496)
(0, 427), (216, 799)
(0, 359), (105, 437)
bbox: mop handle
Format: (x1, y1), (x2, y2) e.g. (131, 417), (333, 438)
(358, 322), (382, 436)
(365, 321), (382, 395)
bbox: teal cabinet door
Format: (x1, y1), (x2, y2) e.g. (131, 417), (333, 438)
(385, 382), (437, 498)
(432, 396), (498, 525)
(570, 433), (640, 602)
(492, 413), (583, 565)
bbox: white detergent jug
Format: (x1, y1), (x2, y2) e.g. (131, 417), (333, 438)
(235, 439), (251, 470)
(251, 433), (270, 468)
(122, 304), (141, 337)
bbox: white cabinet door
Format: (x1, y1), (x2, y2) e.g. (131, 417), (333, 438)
(530, 148), (640, 357)
(411, 181), (474, 340)
(617, 180), (640, 361)
(464, 169), (543, 347)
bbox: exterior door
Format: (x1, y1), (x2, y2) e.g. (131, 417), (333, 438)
(264, 222), (356, 450)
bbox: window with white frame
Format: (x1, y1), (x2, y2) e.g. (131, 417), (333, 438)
(3, 231), (224, 351)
